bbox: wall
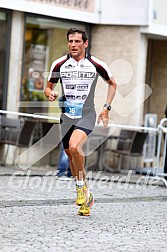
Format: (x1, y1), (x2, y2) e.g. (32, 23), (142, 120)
(7, 11), (24, 113)
(91, 25), (148, 126)
(152, 0), (167, 26)
(0, 0), (150, 25)
(146, 40), (167, 122)
(100, 0), (150, 25)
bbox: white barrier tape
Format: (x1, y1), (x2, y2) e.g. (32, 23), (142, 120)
(107, 123), (158, 132)
(0, 109), (161, 133)
(0, 110), (60, 122)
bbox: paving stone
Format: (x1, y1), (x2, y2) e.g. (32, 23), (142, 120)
(0, 167), (167, 251)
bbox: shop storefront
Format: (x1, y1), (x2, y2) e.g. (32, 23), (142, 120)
(0, 0), (166, 123)
(0, 5), (91, 164)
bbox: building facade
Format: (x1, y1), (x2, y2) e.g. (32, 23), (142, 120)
(0, 0), (167, 127)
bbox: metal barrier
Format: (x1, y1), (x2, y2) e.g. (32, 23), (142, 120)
(0, 109), (167, 186)
(155, 118), (167, 186)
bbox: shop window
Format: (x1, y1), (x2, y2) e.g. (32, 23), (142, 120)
(21, 15), (87, 117)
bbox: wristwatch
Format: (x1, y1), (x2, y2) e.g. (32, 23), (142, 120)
(104, 103), (111, 111)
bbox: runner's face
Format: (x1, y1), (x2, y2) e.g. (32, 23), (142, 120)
(68, 33), (88, 61)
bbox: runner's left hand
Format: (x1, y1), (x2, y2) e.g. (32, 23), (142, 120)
(97, 109), (109, 127)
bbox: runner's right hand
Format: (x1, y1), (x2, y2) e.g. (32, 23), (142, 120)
(49, 91), (59, 101)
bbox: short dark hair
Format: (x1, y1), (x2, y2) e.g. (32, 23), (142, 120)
(67, 28), (88, 43)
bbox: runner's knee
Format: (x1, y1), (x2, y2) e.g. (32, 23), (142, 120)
(69, 143), (84, 157)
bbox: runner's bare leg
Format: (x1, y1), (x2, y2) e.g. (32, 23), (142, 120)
(67, 129), (87, 181)
(65, 149), (77, 178)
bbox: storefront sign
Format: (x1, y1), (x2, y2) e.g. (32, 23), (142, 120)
(31, 0), (95, 13)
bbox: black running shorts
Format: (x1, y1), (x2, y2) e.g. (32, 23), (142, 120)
(60, 112), (96, 149)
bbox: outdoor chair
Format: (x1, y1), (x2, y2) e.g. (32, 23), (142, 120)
(32, 121), (55, 144)
(38, 121), (60, 166)
(84, 125), (111, 171)
(95, 129), (136, 172)
(0, 116), (22, 143)
(114, 129), (136, 151)
(0, 118), (36, 165)
(0, 116), (22, 164)
(42, 121), (55, 166)
(111, 131), (148, 171)
(41, 121), (55, 137)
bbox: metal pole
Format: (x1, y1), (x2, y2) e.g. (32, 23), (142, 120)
(155, 127), (162, 176)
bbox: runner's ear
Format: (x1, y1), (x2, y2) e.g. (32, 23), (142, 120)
(84, 40), (88, 48)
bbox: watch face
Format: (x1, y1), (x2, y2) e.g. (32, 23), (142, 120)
(104, 104), (111, 110)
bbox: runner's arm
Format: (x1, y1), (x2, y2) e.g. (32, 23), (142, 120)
(44, 81), (59, 102)
(97, 76), (117, 127)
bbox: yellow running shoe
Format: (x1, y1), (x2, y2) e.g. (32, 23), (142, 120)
(78, 193), (94, 216)
(76, 184), (88, 206)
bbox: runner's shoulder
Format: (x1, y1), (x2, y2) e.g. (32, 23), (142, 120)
(51, 55), (69, 68)
(89, 55), (108, 68)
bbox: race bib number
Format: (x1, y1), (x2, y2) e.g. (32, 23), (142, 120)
(64, 101), (83, 119)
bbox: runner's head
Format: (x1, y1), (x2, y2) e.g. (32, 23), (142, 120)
(67, 28), (88, 43)
(67, 28), (88, 61)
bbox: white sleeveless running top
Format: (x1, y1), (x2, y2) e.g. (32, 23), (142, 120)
(48, 53), (112, 119)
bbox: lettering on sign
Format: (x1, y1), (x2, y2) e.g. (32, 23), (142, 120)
(31, 0), (95, 13)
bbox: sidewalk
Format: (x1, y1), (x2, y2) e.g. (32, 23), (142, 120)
(0, 165), (56, 176)
(0, 164), (166, 187)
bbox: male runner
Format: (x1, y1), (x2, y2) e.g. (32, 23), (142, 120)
(44, 27), (117, 216)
